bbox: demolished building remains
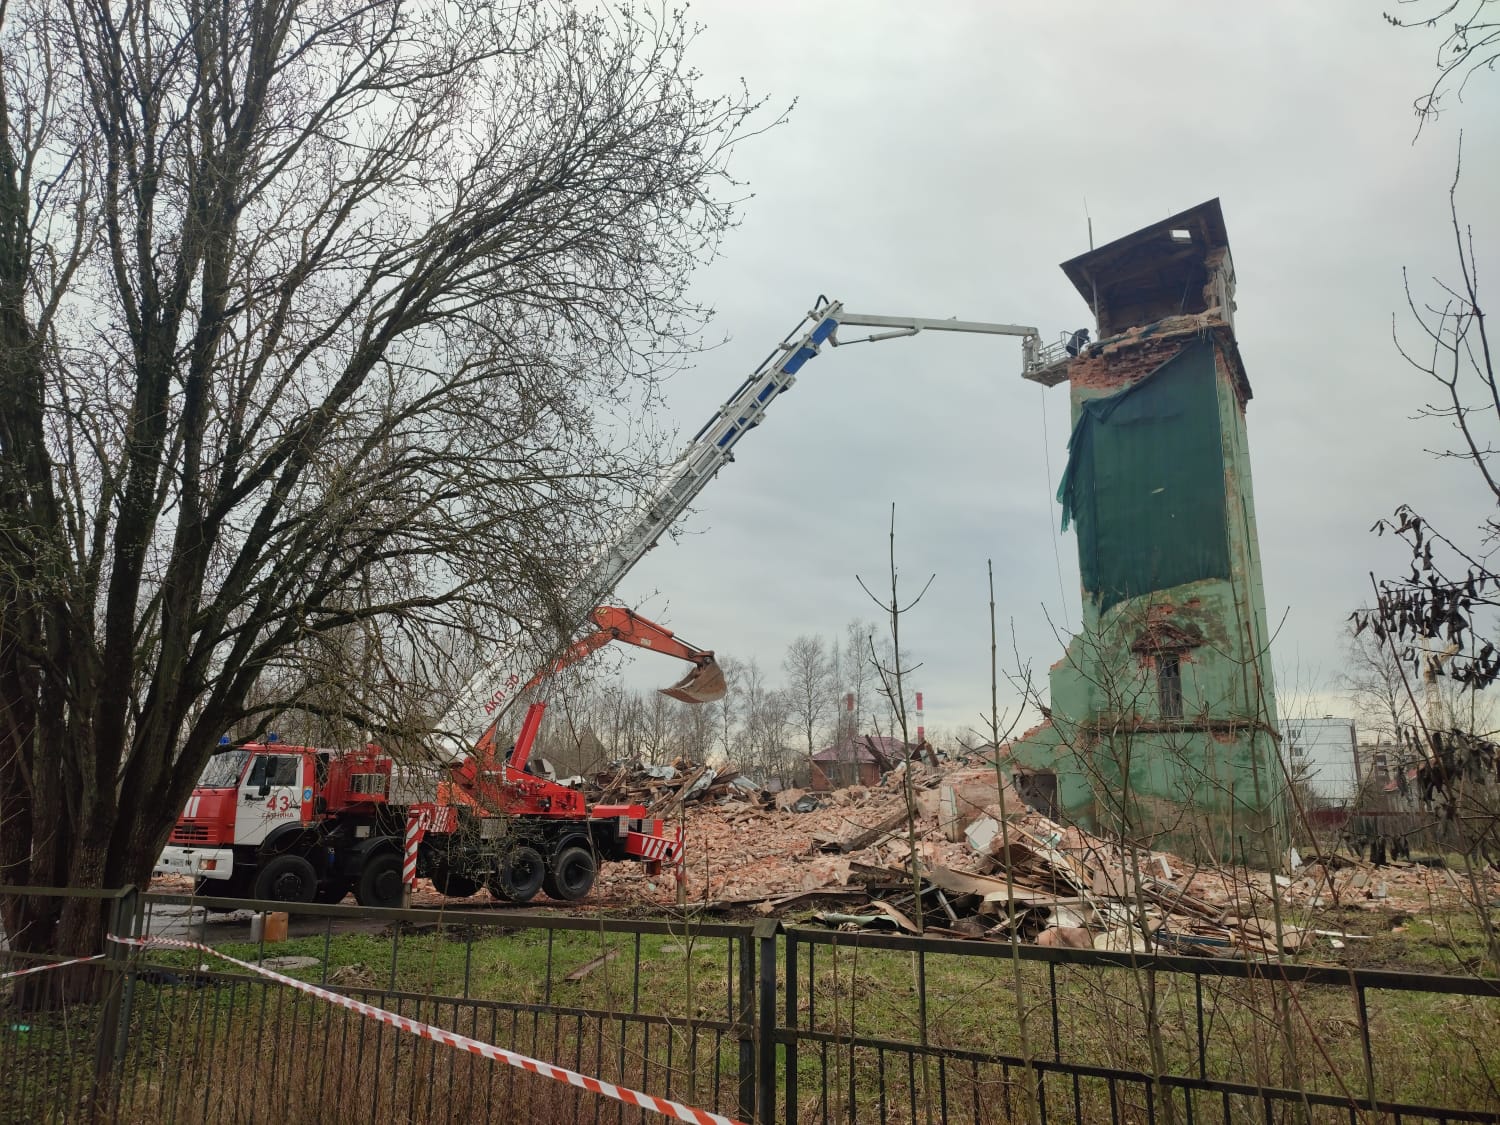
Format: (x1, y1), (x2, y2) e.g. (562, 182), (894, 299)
(1008, 199), (1286, 861)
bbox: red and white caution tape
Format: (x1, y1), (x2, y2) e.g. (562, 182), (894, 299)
(1, 954), (105, 981)
(110, 934), (744, 1125)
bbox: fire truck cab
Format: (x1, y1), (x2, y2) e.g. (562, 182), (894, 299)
(155, 741), (396, 906)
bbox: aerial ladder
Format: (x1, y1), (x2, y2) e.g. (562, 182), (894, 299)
(447, 298), (1068, 752)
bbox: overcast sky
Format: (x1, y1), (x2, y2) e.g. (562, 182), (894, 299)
(604, 1), (1500, 745)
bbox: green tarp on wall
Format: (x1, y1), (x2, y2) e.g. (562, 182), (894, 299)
(1057, 340), (1229, 612)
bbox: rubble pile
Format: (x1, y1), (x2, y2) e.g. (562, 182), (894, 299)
(580, 759), (760, 815)
(655, 762), (1497, 960)
(158, 752), (1497, 961)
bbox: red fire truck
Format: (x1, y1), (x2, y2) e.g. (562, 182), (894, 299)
(155, 610), (720, 906)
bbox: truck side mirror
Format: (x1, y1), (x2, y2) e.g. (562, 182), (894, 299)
(258, 781), (271, 797)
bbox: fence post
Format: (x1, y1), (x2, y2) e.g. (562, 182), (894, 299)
(92, 884), (137, 1113)
(112, 885), (142, 1069)
(752, 919), (779, 1124)
(738, 927), (756, 1121)
(783, 928), (798, 1125)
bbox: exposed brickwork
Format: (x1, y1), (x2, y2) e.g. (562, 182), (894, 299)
(1066, 314), (1225, 393)
(1067, 343), (1180, 391)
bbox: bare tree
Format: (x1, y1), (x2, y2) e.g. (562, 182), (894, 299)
(1385, 1), (1500, 125)
(600, 686), (642, 763)
(637, 689), (679, 766)
(1353, 153), (1500, 962)
(736, 657), (791, 784)
(1344, 625), (1420, 747)
(783, 634), (831, 781)
(0, 0), (779, 960)
(857, 506), (932, 921)
(832, 618), (880, 738)
(832, 618), (875, 742)
(706, 654), (742, 763)
(1358, 159), (1499, 698)
(672, 684), (717, 763)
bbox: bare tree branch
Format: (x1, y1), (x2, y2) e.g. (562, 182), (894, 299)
(0, 0), (782, 960)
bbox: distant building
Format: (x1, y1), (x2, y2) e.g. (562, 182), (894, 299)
(1281, 717), (1359, 803)
(810, 735), (907, 790)
(1357, 740), (1397, 789)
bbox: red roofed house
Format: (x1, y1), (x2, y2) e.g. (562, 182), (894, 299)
(810, 735), (908, 791)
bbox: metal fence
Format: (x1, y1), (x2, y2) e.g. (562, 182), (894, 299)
(780, 927), (1500, 1125)
(2, 885), (1498, 1124)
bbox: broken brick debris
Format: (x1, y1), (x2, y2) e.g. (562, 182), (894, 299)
(577, 757), (754, 814)
(650, 757), (1498, 962)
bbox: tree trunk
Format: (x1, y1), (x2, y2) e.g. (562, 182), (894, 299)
(2, 823), (126, 1007)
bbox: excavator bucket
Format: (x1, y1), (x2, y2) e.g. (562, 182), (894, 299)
(659, 658), (727, 704)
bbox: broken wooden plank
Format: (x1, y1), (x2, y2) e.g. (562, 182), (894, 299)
(922, 865), (1028, 900)
(837, 810), (911, 854)
(565, 949), (620, 981)
(979, 891), (1086, 915)
(646, 765), (710, 817)
(1137, 875), (1228, 924)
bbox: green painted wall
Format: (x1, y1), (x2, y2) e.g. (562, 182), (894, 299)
(1008, 326), (1285, 862)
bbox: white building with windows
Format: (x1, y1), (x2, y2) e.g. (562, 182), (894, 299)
(1280, 716), (1360, 803)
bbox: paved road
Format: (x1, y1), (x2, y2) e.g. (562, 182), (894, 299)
(138, 899), (392, 943)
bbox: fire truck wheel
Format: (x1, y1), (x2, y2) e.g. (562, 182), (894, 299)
(540, 835), (587, 899)
(252, 855), (318, 904)
(430, 869), (481, 898)
(314, 877), (352, 904)
(545, 845), (597, 902)
(489, 845), (544, 903)
(355, 852), (404, 908)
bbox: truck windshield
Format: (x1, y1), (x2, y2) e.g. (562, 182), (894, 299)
(198, 750), (251, 789)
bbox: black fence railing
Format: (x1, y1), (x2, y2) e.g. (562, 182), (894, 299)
(2, 886), (1497, 1124)
(781, 926), (1500, 1124)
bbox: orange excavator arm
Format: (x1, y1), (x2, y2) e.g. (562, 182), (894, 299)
(520, 606), (726, 704)
(469, 607), (725, 760)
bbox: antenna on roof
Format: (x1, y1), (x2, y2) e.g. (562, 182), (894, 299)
(1084, 197), (1094, 251)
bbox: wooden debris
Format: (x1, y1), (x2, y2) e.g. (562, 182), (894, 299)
(613, 749), (1481, 963)
(834, 810), (911, 854)
(564, 949), (619, 981)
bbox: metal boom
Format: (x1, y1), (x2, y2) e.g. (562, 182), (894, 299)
(445, 297), (1050, 740)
